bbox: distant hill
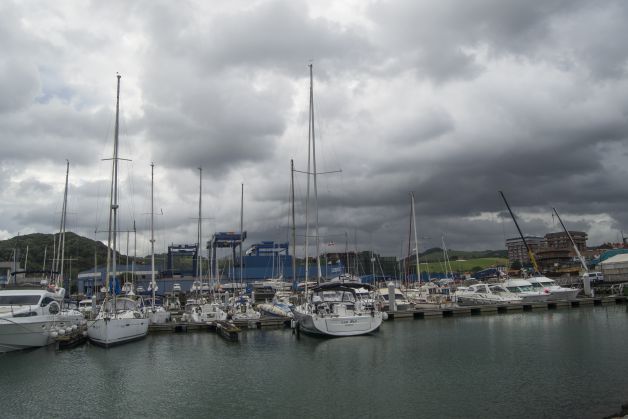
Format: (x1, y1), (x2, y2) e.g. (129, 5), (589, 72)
(0, 232), (195, 277)
(0, 232), (113, 277)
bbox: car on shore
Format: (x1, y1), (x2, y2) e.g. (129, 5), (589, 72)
(584, 272), (604, 283)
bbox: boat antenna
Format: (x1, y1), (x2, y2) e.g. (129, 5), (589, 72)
(498, 191), (540, 275)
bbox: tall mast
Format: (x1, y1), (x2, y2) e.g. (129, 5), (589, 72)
(105, 74), (122, 305)
(552, 208), (588, 273)
(304, 67), (312, 292)
(345, 232), (350, 278)
(59, 160), (69, 286)
(132, 220), (136, 289)
(290, 159), (297, 288)
(151, 163), (156, 309)
(499, 191), (540, 274)
(197, 167), (202, 291)
(239, 183), (244, 293)
(411, 192), (421, 284)
(310, 64), (321, 283)
(406, 194), (413, 285)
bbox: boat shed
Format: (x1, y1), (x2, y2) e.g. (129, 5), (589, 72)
(599, 254), (628, 283)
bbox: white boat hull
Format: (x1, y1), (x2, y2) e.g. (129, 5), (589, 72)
(88, 317), (148, 347)
(456, 296), (520, 306)
(147, 309), (170, 324)
(257, 303), (293, 318)
(517, 293), (552, 303)
(293, 311), (383, 337)
(547, 288), (580, 301)
(0, 314), (83, 353)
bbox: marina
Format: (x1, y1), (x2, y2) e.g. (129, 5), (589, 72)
(1, 303), (627, 418)
(3, 2), (628, 418)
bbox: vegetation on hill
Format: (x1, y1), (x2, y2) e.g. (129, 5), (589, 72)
(1, 233), (508, 278)
(0, 232), (112, 277)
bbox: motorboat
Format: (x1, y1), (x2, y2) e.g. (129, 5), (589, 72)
(142, 297), (171, 324)
(78, 298), (96, 319)
(182, 299), (228, 323)
(229, 295), (261, 321)
(455, 283), (522, 306)
(527, 275), (580, 300)
(503, 278), (551, 302)
(404, 282), (456, 309)
(0, 288), (84, 353)
(292, 282), (383, 337)
(88, 297), (149, 347)
(377, 286), (412, 311)
(164, 294), (182, 313)
(252, 278), (292, 292)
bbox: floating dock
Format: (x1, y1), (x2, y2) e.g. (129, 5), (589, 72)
(386, 295), (627, 321)
(55, 324), (88, 350)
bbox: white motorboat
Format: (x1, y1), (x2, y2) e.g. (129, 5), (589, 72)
(377, 287), (412, 311)
(182, 299), (228, 323)
(527, 275), (580, 300)
(78, 298), (96, 318)
(88, 297), (148, 347)
(142, 297), (170, 324)
(405, 282), (456, 309)
(455, 283), (522, 306)
(503, 278), (551, 302)
(229, 295), (261, 321)
(253, 277), (293, 293)
(0, 288), (84, 353)
(293, 282), (383, 337)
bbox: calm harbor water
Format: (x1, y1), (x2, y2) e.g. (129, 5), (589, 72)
(1, 305), (628, 418)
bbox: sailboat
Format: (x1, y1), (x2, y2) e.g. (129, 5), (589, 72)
(498, 191), (580, 301)
(145, 163), (169, 324)
(0, 161), (83, 352)
(87, 74), (149, 347)
(292, 65), (383, 337)
(182, 168), (228, 324)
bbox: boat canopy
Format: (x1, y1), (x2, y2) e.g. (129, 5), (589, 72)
(312, 282), (373, 292)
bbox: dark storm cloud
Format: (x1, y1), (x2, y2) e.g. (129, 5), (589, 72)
(2, 0), (628, 253)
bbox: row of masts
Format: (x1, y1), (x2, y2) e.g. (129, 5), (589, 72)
(39, 71), (592, 298)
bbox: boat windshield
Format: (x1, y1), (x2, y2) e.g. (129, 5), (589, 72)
(315, 290), (356, 303)
(102, 298), (138, 312)
(0, 295), (41, 305)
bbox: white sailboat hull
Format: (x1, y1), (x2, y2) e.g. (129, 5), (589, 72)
(293, 310), (383, 337)
(88, 317), (148, 347)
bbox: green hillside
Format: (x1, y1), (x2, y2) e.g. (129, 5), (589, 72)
(0, 232), (113, 277)
(418, 257), (508, 274)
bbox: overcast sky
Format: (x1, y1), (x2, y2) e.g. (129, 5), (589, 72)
(1, 0), (628, 259)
